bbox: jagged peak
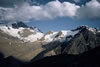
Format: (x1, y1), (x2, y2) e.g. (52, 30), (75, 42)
(74, 25), (89, 30)
(0, 21), (44, 42)
(79, 25), (98, 33)
(0, 21), (43, 33)
(0, 21), (28, 29)
(72, 25), (98, 33)
(11, 21), (28, 29)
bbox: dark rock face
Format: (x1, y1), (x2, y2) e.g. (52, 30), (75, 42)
(32, 26), (100, 60)
(55, 31), (63, 38)
(12, 22), (28, 28)
(54, 26), (100, 55)
(72, 25), (89, 31)
(30, 26), (100, 62)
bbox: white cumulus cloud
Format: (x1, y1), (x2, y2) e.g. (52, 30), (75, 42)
(0, 0), (100, 23)
(0, 0), (79, 22)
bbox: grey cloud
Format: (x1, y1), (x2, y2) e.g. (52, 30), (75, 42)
(0, 0), (26, 7)
(76, 0), (100, 20)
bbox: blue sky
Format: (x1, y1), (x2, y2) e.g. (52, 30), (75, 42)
(27, 17), (100, 32)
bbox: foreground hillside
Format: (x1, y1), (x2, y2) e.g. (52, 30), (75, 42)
(0, 46), (100, 67)
(26, 46), (100, 67)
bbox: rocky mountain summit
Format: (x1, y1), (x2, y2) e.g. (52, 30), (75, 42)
(0, 22), (44, 42)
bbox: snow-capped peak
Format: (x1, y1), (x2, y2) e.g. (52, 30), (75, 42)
(40, 26), (98, 43)
(0, 23), (98, 43)
(40, 30), (79, 42)
(55, 30), (79, 42)
(0, 22), (44, 42)
(72, 25), (98, 34)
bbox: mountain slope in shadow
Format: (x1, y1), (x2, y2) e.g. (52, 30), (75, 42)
(0, 52), (24, 67)
(26, 46), (100, 67)
(1, 46), (100, 67)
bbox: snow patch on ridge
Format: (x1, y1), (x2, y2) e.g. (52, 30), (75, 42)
(42, 30), (79, 42)
(44, 32), (58, 42)
(23, 32), (44, 42)
(0, 26), (24, 38)
(60, 30), (79, 37)
(0, 25), (44, 42)
(88, 27), (96, 34)
(58, 30), (79, 42)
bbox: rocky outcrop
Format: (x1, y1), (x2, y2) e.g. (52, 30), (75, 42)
(54, 26), (100, 55)
(12, 22), (28, 29)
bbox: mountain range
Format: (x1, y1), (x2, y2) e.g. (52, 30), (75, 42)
(0, 22), (100, 67)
